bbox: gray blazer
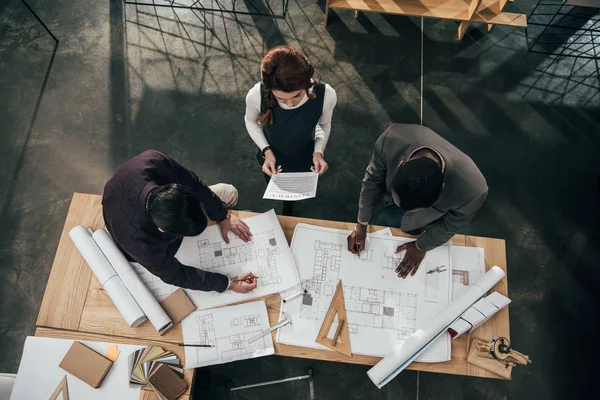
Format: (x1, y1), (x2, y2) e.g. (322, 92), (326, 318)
(358, 124), (488, 251)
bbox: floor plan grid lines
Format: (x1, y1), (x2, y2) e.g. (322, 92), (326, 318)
(183, 301), (275, 368)
(279, 224), (452, 360)
(299, 239), (419, 341)
(175, 210), (300, 310)
(196, 230), (283, 287)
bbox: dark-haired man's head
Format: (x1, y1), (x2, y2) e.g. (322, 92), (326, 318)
(391, 156), (443, 211)
(146, 184), (207, 236)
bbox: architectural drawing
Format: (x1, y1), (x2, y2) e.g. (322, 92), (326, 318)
(382, 251), (404, 278)
(354, 249), (373, 262)
(131, 262), (177, 301)
(278, 224), (452, 361)
(450, 246), (486, 301)
(174, 210), (300, 310)
(183, 301), (275, 368)
(196, 230), (283, 287)
(299, 241), (418, 340)
(230, 314), (261, 328)
(192, 314), (265, 363)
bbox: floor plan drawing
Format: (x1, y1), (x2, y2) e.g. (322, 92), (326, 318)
(183, 301), (275, 368)
(382, 251), (404, 278)
(192, 314), (265, 363)
(278, 224), (452, 361)
(353, 249), (373, 262)
(174, 210), (300, 310)
(299, 241), (419, 341)
(450, 246), (486, 300)
(230, 313), (261, 328)
(131, 262), (177, 301)
(300, 286), (417, 340)
(196, 229), (283, 287)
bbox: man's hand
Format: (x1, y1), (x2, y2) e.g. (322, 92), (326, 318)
(220, 214), (252, 244)
(311, 152), (329, 175)
(347, 223), (367, 254)
(229, 271), (257, 294)
(262, 149), (282, 176)
(395, 242), (426, 278)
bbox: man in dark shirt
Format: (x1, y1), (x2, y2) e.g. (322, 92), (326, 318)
(102, 150), (257, 294)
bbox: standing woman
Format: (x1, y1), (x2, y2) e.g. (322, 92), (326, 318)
(244, 45), (337, 215)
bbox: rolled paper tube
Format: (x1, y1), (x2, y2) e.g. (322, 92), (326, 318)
(93, 229), (173, 333)
(367, 266), (506, 388)
(69, 225), (147, 327)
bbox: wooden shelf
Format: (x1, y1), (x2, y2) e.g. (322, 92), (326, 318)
(325, 0), (527, 39)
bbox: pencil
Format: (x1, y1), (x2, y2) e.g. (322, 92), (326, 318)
(231, 276), (260, 283)
(355, 241), (361, 257)
(177, 343), (214, 348)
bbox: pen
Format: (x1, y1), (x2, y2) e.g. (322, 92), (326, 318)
(355, 241), (361, 257)
(231, 276), (260, 283)
(177, 343), (214, 348)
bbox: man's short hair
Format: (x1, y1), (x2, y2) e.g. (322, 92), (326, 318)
(146, 184), (207, 236)
(392, 157), (443, 210)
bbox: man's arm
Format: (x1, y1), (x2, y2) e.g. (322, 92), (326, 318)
(357, 133), (388, 224)
(144, 255), (230, 292)
(415, 190), (488, 252)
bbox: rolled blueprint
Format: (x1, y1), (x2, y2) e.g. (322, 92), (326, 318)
(69, 225), (147, 327)
(92, 229), (173, 334)
(367, 266), (506, 389)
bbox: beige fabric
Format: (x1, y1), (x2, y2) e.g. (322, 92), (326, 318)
(209, 183), (238, 208)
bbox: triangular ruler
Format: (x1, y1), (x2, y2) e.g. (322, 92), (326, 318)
(315, 280), (352, 357)
(48, 375), (69, 400)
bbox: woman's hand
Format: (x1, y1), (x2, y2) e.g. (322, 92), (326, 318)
(262, 149), (282, 176)
(311, 152), (329, 175)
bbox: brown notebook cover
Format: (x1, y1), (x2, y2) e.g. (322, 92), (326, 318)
(59, 341), (113, 388)
(148, 363), (187, 400)
(160, 288), (196, 327)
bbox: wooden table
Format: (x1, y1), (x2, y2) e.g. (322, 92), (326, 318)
(36, 193), (510, 400)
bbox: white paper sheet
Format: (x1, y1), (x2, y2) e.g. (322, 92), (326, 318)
(131, 262), (179, 301)
(451, 246), (485, 300)
(263, 172), (319, 201)
(69, 225), (147, 327)
(10, 336), (144, 400)
(176, 209), (300, 310)
(92, 229), (173, 333)
(371, 227), (393, 237)
(182, 301), (274, 368)
(367, 266), (505, 388)
(277, 224), (452, 362)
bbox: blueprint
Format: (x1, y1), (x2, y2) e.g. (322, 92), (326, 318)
(450, 246), (486, 300)
(136, 209), (298, 310)
(182, 301), (274, 368)
(131, 263), (178, 301)
(277, 224), (452, 362)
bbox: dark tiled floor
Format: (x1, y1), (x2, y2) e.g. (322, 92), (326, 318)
(1, 0), (599, 399)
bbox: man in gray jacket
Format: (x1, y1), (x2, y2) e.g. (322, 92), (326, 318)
(348, 123), (488, 278)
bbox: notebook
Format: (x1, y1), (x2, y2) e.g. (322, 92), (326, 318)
(59, 341), (113, 388)
(160, 288), (196, 326)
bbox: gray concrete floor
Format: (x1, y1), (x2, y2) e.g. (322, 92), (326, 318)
(1, 0), (599, 399)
